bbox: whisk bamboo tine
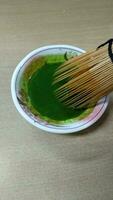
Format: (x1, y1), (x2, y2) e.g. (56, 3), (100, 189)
(68, 82), (113, 107)
(58, 74), (113, 103)
(55, 46), (107, 72)
(58, 76), (113, 106)
(53, 49), (109, 85)
(64, 76), (113, 105)
(56, 68), (113, 105)
(55, 58), (111, 93)
(54, 46), (107, 75)
(70, 84), (113, 108)
(53, 39), (113, 108)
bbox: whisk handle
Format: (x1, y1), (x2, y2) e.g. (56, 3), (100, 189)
(97, 38), (113, 63)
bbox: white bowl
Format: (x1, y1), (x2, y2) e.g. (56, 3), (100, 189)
(11, 45), (109, 134)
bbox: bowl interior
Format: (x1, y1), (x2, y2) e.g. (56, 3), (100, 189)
(11, 45), (108, 133)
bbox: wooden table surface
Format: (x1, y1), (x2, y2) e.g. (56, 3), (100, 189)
(0, 0), (113, 199)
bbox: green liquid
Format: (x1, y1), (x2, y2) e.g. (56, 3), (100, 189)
(19, 54), (93, 124)
(28, 61), (86, 121)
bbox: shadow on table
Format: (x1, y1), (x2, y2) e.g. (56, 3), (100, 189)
(65, 99), (112, 137)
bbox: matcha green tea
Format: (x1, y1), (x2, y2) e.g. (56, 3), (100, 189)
(19, 54), (93, 124)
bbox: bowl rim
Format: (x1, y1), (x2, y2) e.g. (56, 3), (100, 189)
(11, 44), (109, 134)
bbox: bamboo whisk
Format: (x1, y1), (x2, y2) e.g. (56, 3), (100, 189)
(53, 39), (113, 108)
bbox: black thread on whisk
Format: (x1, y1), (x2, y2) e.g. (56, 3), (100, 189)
(97, 38), (113, 63)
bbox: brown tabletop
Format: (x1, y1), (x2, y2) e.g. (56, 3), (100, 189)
(0, 0), (113, 199)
